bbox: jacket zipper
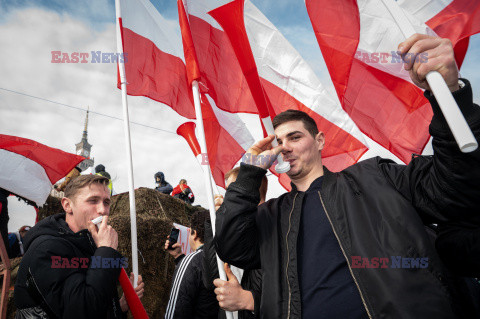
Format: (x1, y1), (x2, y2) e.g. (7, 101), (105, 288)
(285, 193), (298, 319)
(318, 191), (373, 319)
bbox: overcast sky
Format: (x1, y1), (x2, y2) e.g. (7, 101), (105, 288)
(1, 0), (479, 231)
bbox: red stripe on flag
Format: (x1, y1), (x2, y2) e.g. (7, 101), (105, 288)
(306, 0), (360, 101)
(188, 15), (258, 114)
(0, 135), (84, 184)
(426, 0), (480, 67)
(344, 60), (432, 162)
(178, 0), (201, 85)
(208, 0), (272, 119)
(119, 28), (196, 119)
(201, 96), (246, 189)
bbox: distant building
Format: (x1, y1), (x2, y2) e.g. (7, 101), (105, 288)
(75, 108), (94, 172)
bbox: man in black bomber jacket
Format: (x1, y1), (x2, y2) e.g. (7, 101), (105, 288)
(14, 175), (144, 319)
(214, 34), (480, 318)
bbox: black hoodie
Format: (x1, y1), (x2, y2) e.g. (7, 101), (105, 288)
(14, 213), (125, 319)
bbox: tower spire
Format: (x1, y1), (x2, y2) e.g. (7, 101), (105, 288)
(75, 107), (94, 172)
(82, 106), (89, 140)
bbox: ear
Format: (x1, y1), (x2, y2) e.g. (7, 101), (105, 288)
(316, 131), (325, 151)
(61, 197), (74, 215)
(191, 229), (198, 240)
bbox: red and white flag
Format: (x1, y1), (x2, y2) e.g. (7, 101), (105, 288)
(306, 0), (480, 163)
(0, 134), (85, 206)
(118, 0), (253, 188)
(184, 0), (368, 180)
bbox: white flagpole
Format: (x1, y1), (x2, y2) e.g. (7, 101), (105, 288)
(381, 0), (478, 153)
(115, 0), (139, 287)
(191, 80), (234, 319)
(194, 154), (220, 195)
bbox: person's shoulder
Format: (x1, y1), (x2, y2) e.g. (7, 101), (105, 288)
(186, 249), (206, 268)
(26, 235), (76, 257)
(20, 236), (75, 270)
(340, 156), (401, 176)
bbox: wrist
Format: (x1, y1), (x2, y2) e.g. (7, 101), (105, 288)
(241, 289), (255, 311)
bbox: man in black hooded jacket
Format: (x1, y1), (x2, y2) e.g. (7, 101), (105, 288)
(214, 34), (480, 318)
(14, 174), (144, 319)
(154, 171), (173, 195)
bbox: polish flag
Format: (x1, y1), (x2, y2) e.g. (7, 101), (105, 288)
(0, 134), (85, 206)
(306, 0), (480, 163)
(117, 0), (255, 188)
(184, 0), (368, 178)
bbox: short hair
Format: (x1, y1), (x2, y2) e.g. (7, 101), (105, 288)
(190, 209), (210, 244)
(272, 109), (319, 138)
(64, 175), (110, 199)
(19, 225), (31, 233)
(179, 179), (187, 184)
(225, 167), (268, 201)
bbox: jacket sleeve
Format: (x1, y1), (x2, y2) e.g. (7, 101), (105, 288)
(156, 183), (173, 194)
(239, 269), (262, 319)
(167, 254), (202, 319)
(379, 79), (480, 224)
(31, 241), (123, 319)
(435, 224), (480, 277)
(214, 163), (264, 270)
(186, 187), (195, 203)
(171, 185), (181, 196)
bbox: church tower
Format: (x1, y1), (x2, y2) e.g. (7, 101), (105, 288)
(75, 108), (94, 171)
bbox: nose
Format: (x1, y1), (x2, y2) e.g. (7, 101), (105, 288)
(281, 140), (293, 154)
(97, 203), (108, 216)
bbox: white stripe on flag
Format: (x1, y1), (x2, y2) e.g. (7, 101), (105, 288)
(0, 149), (52, 205)
(120, 0), (183, 59)
(397, 0), (454, 23)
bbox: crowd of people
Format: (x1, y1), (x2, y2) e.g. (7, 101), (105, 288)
(6, 34), (480, 318)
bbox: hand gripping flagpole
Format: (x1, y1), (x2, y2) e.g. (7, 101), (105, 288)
(115, 0), (140, 289)
(381, 0), (477, 153)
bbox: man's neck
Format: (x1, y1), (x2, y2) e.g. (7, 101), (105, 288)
(291, 165), (324, 192)
(65, 215), (79, 233)
(191, 240), (203, 251)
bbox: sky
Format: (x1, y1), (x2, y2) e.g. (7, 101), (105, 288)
(1, 0), (479, 231)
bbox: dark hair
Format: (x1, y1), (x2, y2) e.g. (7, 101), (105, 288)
(225, 167), (268, 201)
(95, 164), (106, 173)
(190, 209), (210, 244)
(272, 109), (319, 138)
(64, 175), (110, 199)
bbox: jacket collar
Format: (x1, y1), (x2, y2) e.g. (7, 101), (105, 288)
(289, 166), (335, 193)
